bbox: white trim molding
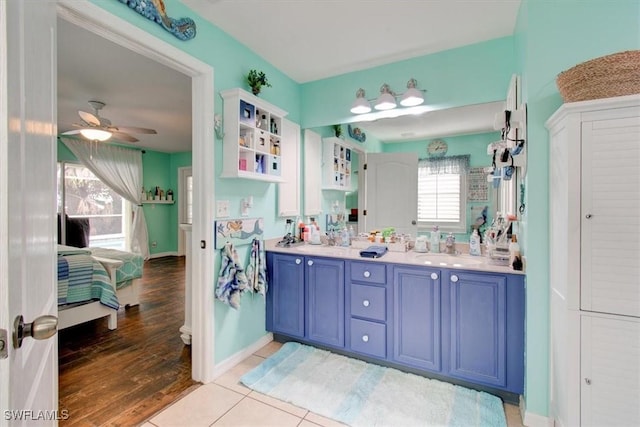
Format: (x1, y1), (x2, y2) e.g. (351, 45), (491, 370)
(211, 334), (274, 380)
(57, 0), (215, 384)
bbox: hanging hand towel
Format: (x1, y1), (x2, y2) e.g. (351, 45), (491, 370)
(215, 242), (248, 309)
(246, 238), (267, 296)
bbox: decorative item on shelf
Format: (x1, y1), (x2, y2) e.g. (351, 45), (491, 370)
(347, 124), (366, 142)
(349, 78), (426, 114)
(247, 69), (272, 96)
(166, 189), (174, 201)
(333, 124), (343, 138)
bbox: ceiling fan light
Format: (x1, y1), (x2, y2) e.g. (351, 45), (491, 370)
(374, 84), (397, 111)
(350, 88), (372, 114)
(80, 128), (112, 141)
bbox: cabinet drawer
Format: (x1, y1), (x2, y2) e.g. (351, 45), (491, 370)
(350, 283), (386, 322)
(350, 262), (386, 284)
(350, 318), (386, 359)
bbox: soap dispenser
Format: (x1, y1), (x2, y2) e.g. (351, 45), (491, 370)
(469, 229), (481, 256)
(430, 226), (440, 253)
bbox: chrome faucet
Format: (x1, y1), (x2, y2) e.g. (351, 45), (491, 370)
(445, 233), (456, 255)
(326, 230), (337, 246)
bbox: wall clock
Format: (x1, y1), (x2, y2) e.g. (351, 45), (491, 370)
(427, 139), (448, 157)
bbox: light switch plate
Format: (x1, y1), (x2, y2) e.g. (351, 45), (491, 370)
(216, 200), (230, 218)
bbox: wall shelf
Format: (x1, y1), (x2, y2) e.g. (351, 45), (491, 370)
(142, 200), (175, 205)
(220, 88), (288, 182)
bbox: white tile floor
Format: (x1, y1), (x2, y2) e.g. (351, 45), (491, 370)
(143, 341), (524, 427)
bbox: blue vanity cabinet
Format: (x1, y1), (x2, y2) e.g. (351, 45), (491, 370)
(266, 252), (305, 338)
(442, 270), (525, 394)
(346, 261), (390, 360)
(392, 265), (442, 373)
(305, 257), (345, 348)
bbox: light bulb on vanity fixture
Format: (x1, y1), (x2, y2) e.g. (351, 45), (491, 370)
(350, 78), (426, 115)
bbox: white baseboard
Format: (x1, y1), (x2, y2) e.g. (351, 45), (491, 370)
(149, 251), (179, 259)
(520, 396), (553, 427)
(210, 333), (274, 381)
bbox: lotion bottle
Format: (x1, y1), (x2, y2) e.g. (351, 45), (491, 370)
(469, 229), (481, 256)
(430, 225), (440, 253)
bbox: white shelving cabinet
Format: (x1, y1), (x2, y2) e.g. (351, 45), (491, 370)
(220, 88), (287, 182)
(322, 137), (352, 191)
(547, 94), (640, 427)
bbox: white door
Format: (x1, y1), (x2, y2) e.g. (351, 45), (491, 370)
(278, 119), (300, 217)
(0, 0), (59, 422)
(178, 167), (193, 256)
(303, 130), (322, 216)
(364, 153), (418, 236)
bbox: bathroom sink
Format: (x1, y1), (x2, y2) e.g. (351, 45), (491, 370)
(413, 253), (484, 267)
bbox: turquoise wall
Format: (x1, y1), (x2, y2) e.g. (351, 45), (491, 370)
(513, 0), (640, 418)
(300, 37), (515, 129)
(382, 132), (499, 242)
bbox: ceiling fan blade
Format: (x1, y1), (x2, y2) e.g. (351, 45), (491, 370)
(78, 110), (100, 126)
(112, 125), (157, 135)
(61, 129), (82, 136)
(111, 131), (139, 143)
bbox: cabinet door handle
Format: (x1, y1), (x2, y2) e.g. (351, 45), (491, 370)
(308, 260), (314, 266)
(451, 275), (459, 283)
(431, 273), (438, 280)
(362, 335), (369, 342)
(585, 378), (591, 385)
(295, 258), (301, 265)
(362, 299), (370, 307)
(363, 271), (371, 278)
(585, 214), (593, 219)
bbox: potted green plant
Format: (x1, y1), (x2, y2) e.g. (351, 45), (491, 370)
(247, 69), (272, 96)
(333, 124), (343, 138)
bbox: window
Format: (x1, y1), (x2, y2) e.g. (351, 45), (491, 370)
(57, 162), (130, 250)
(417, 156), (469, 232)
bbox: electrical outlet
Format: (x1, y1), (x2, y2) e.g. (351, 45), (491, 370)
(216, 200), (230, 218)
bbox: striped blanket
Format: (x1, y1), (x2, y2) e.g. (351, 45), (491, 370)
(57, 254), (119, 310)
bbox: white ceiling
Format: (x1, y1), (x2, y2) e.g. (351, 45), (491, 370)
(57, 1), (521, 151)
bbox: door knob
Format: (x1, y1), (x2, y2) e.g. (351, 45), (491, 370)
(13, 315), (58, 349)
(411, 220), (417, 225)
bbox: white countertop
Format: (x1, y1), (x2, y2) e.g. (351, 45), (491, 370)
(266, 239), (525, 276)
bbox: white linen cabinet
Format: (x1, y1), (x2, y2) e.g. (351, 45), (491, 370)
(547, 94), (640, 427)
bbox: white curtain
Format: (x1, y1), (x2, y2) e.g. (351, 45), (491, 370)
(61, 137), (150, 260)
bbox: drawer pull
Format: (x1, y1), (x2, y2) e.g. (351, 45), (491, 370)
(295, 259), (301, 265)
(308, 260), (314, 266)
(431, 272), (438, 280)
(451, 274), (459, 283)
(363, 271), (371, 278)
(362, 335), (369, 342)
(362, 299), (370, 307)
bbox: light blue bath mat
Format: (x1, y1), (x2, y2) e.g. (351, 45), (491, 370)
(241, 342), (506, 427)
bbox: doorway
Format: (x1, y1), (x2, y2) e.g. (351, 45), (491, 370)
(57, 0), (215, 389)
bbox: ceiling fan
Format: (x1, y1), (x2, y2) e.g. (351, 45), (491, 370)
(61, 100), (157, 142)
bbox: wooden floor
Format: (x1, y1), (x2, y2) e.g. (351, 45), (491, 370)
(58, 256), (198, 426)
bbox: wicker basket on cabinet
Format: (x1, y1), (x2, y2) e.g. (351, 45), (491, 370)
(556, 50), (640, 102)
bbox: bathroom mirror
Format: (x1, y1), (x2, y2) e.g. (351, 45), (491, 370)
(331, 100), (520, 235)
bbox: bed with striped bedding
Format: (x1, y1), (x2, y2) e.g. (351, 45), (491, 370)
(57, 245), (120, 330)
